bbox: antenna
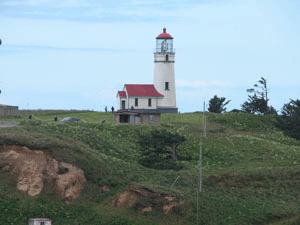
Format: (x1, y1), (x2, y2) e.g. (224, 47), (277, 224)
(200, 101), (205, 193)
(197, 101), (206, 225)
(203, 102), (206, 139)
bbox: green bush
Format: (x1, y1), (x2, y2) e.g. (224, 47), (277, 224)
(276, 99), (300, 140)
(138, 129), (186, 170)
(57, 166), (69, 174)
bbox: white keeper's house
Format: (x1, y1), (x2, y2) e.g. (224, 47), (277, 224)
(116, 28), (178, 114)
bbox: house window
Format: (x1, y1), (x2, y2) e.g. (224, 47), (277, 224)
(149, 115), (155, 121)
(135, 98), (138, 107)
(40, 222), (45, 225)
(148, 98), (152, 107)
(165, 82), (169, 90)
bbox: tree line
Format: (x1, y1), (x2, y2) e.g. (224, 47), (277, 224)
(208, 77), (276, 115)
(208, 77), (300, 140)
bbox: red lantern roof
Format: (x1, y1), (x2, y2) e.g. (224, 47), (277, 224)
(156, 28), (173, 39)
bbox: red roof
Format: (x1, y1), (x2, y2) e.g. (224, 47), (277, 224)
(156, 28), (173, 39)
(125, 84), (163, 97)
(118, 91), (127, 98)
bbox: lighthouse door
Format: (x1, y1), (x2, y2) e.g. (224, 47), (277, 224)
(121, 101), (125, 110)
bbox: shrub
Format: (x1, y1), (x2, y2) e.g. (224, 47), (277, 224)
(276, 99), (300, 140)
(57, 166), (69, 174)
(208, 95), (230, 113)
(138, 129), (185, 170)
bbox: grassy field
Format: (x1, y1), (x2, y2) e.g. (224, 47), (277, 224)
(0, 110), (300, 224)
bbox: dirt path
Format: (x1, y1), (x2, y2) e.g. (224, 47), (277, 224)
(0, 121), (19, 128)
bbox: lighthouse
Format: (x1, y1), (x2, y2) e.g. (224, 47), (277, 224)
(116, 27), (178, 116)
(153, 28), (178, 113)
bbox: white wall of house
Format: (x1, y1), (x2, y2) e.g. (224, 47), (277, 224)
(128, 97), (159, 109)
(118, 96), (162, 110)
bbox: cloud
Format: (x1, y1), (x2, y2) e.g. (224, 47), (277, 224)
(130, 0), (163, 6)
(3, 0), (90, 8)
(6, 45), (122, 53)
(57, 0), (91, 8)
(3, 0), (49, 7)
(81, 89), (118, 103)
(1, 0), (199, 21)
(176, 85), (247, 112)
(176, 80), (234, 88)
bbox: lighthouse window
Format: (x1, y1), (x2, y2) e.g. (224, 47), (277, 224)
(135, 98), (138, 107)
(165, 82), (169, 90)
(166, 55), (169, 61)
(148, 98), (152, 107)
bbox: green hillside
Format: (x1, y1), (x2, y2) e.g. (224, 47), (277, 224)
(0, 111), (300, 225)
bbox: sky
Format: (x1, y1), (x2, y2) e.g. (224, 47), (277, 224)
(1, 0), (300, 113)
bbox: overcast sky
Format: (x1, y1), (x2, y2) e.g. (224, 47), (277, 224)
(1, 0), (300, 112)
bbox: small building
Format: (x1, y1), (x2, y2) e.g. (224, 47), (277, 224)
(114, 110), (160, 126)
(0, 104), (19, 117)
(29, 218), (52, 225)
(117, 84), (164, 111)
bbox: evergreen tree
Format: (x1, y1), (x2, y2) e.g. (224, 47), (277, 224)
(208, 95), (230, 113)
(241, 94), (267, 114)
(276, 99), (300, 140)
(138, 129), (185, 170)
(241, 77), (276, 114)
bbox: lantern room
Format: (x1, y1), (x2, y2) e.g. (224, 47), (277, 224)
(155, 28), (174, 53)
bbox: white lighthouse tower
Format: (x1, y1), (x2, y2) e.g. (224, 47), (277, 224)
(153, 28), (178, 113)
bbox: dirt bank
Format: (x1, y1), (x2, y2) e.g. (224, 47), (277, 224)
(109, 184), (185, 214)
(0, 145), (86, 203)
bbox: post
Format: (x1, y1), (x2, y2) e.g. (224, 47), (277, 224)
(199, 142), (202, 193)
(203, 102), (206, 139)
(197, 101), (206, 225)
(199, 101), (206, 193)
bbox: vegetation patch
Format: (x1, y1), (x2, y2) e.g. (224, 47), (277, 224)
(57, 165), (69, 175)
(138, 129), (186, 170)
(1, 110), (300, 224)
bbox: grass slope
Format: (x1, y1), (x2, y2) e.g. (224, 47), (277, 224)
(0, 110), (300, 224)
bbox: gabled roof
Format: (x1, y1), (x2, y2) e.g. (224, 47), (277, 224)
(117, 91), (127, 98)
(124, 84), (163, 97)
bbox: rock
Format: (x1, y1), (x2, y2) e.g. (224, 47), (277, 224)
(99, 185), (111, 193)
(0, 145), (86, 203)
(2, 165), (10, 171)
(55, 162), (86, 203)
(163, 200), (185, 215)
(109, 184), (185, 215)
(165, 196), (176, 202)
(140, 206), (152, 213)
(109, 187), (141, 207)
